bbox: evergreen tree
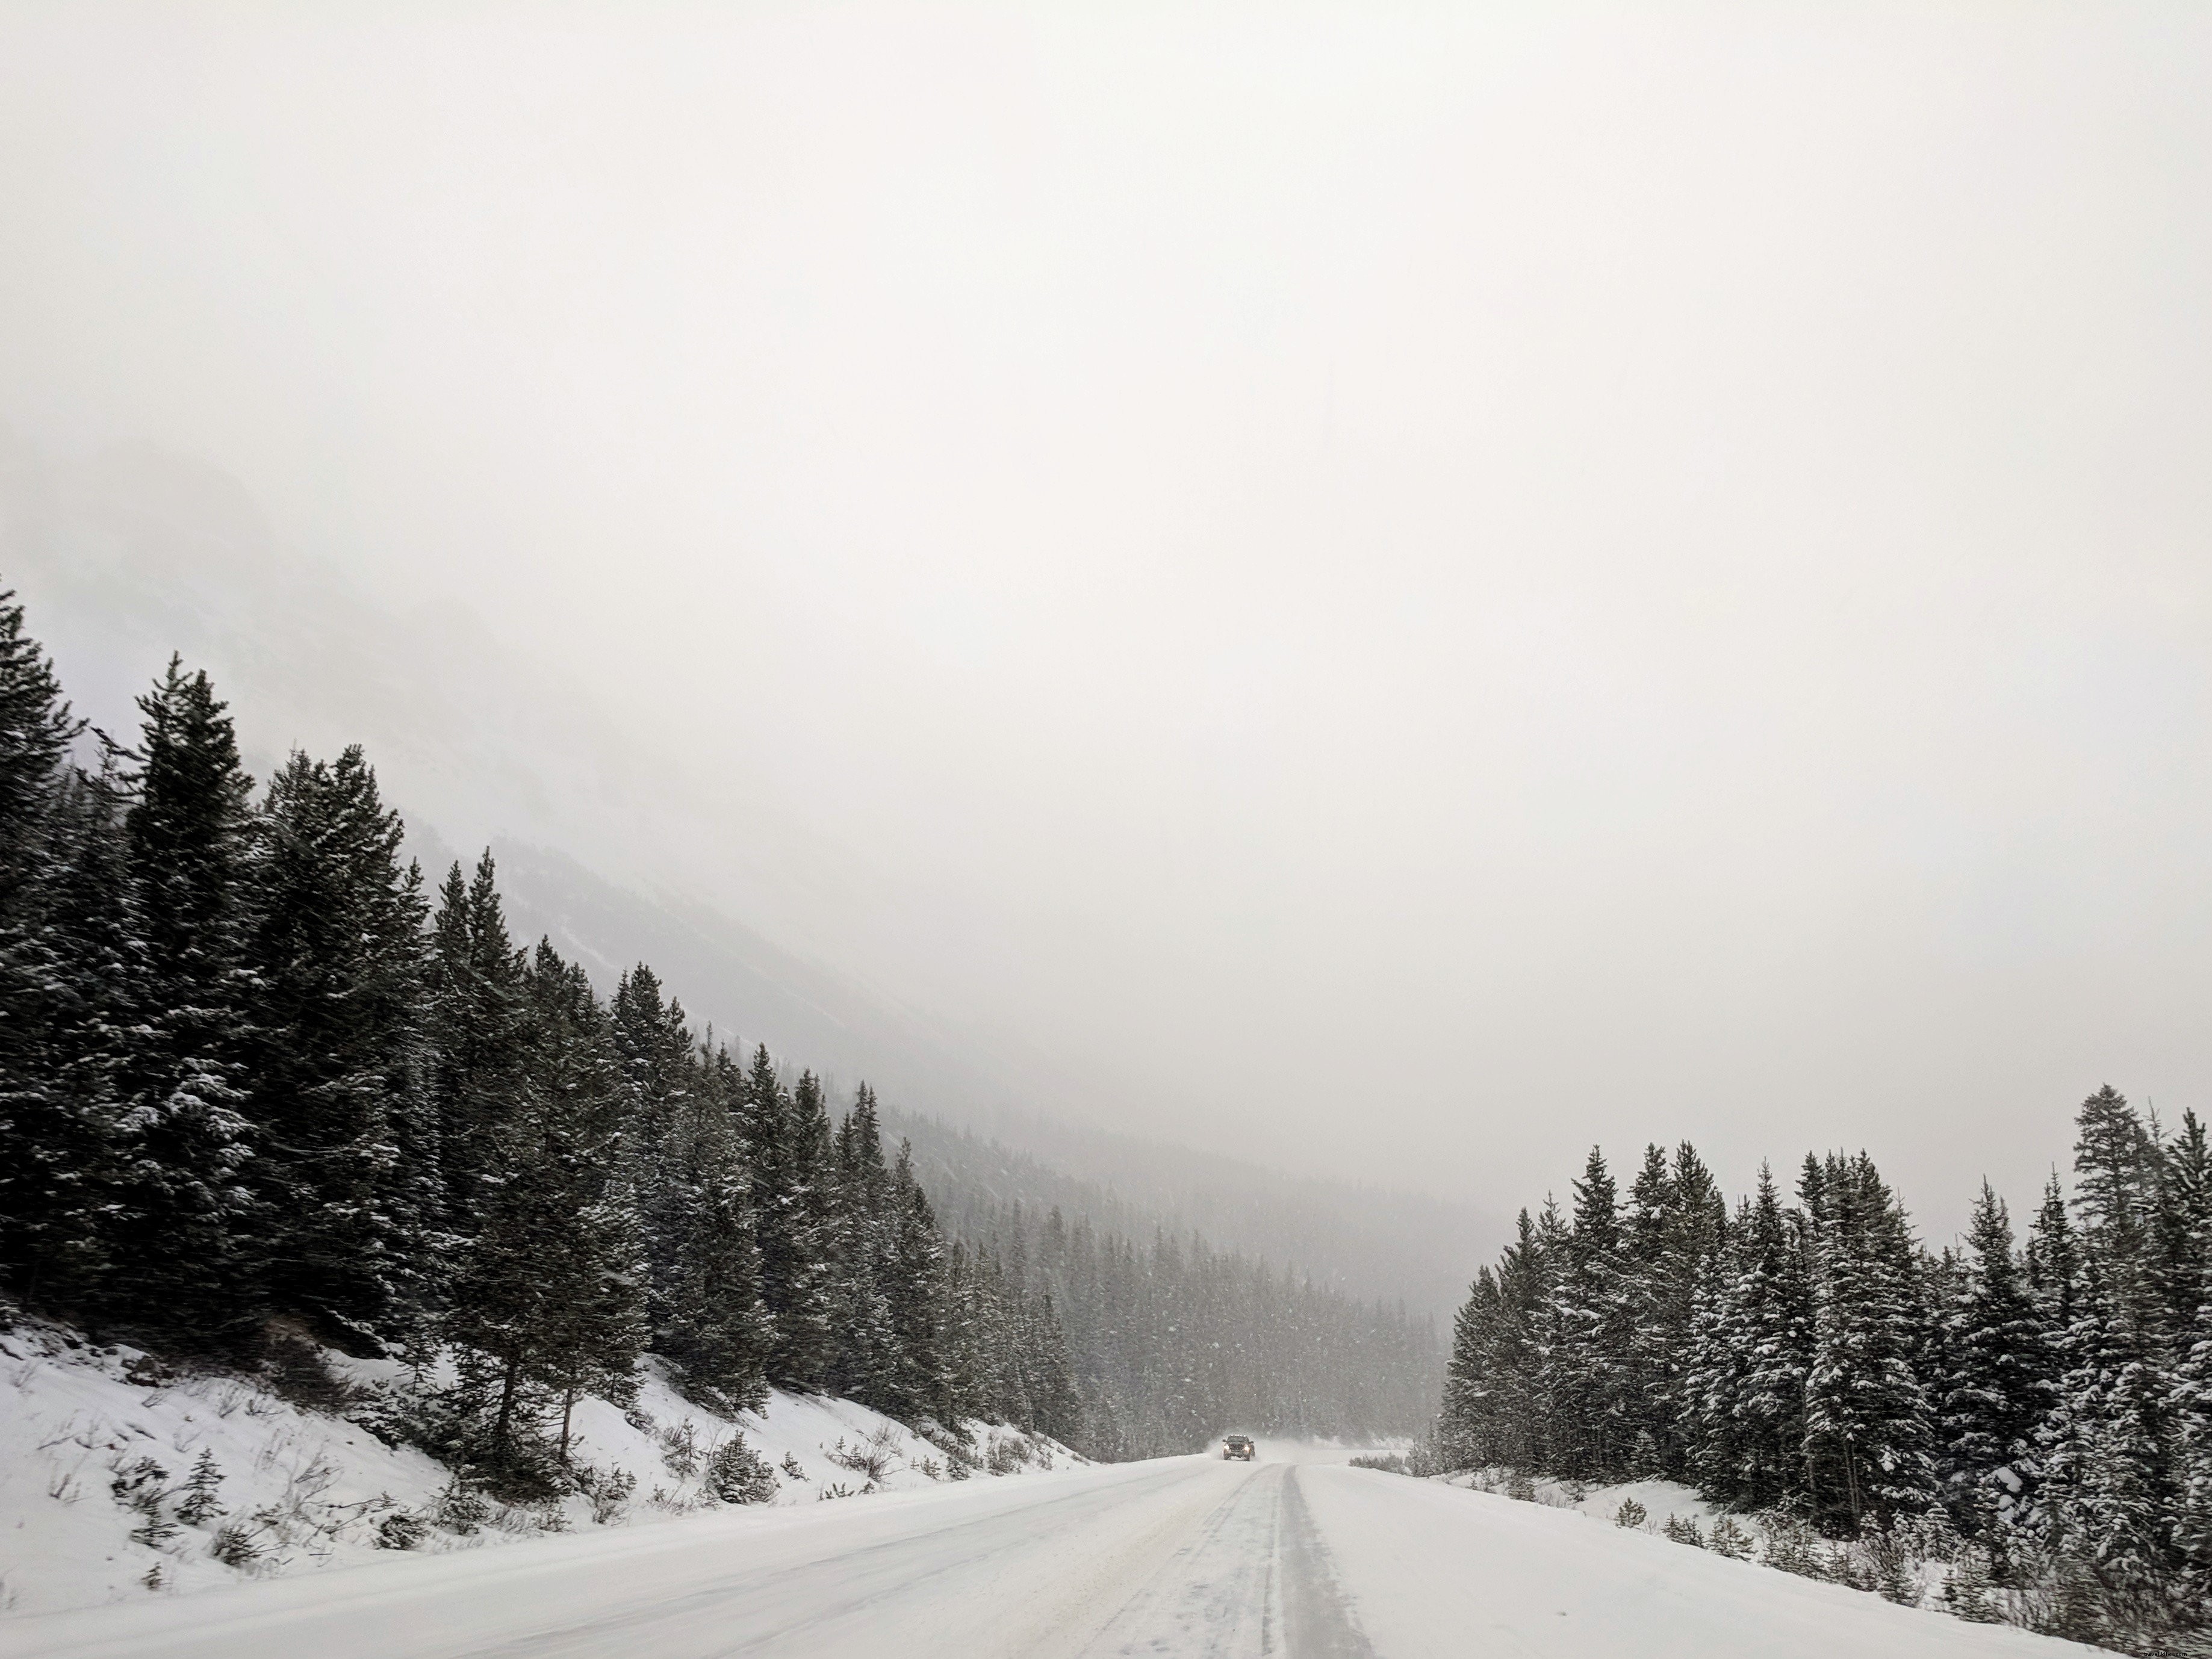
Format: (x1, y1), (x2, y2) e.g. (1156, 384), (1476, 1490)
(883, 1141), (952, 1422)
(649, 1043), (772, 1412)
(1801, 1153), (1937, 1527)
(0, 754), (139, 1306)
(1939, 1182), (2051, 1527)
(1550, 1147), (1632, 1480)
(2044, 1087), (2173, 1590)
(423, 853), (526, 1243)
(444, 943), (646, 1485)
(825, 1084), (898, 1407)
(246, 748), (431, 1343)
(1685, 1164), (1810, 1509)
(108, 658), (259, 1343)
(741, 1050), (837, 1389)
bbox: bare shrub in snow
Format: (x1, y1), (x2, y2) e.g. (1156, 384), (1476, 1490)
(825, 1435), (894, 1484)
(210, 1521), (264, 1567)
(1350, 1453), (1412, 1475)
(984, 1436), (1025, 1477)
(781, 1452), (807, 1481)
(574, 1462), (637, 1524)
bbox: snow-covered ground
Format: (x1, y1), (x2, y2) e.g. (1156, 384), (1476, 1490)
(0, 1322), (1078, 1619)
(1437, 1466), (1721, 1528)
(1, 1435), (2095, 1657)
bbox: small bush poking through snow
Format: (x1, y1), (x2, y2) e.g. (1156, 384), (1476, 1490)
(1944, 1546), (1999, 1622)
(1662, 1514), (1703, 1548)
(781, 1452), (807, 1481)
(373, 1509), (426, 1551)
(209, 1521), (263, 1568)
(175, 1451), (225, 1527)
(705, 1434), (778, 1505)
(1707, 1516), (1751, 1559)
(1613, 1498), (1647, 1530)
(1760, 1514), (1825, 1579)
(1350, 1453), (1413, 1474)
(575, 1463), (637, 1525)
(432, 1478), (492, 1536)
(825, 1431), (896, 1484)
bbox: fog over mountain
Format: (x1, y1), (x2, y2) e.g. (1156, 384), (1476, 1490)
(6, 5), (2211, 1261)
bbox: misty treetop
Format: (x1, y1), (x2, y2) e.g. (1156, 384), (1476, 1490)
(1438, 1091), (2212, 1648)
(0, 584), (1430, 1486)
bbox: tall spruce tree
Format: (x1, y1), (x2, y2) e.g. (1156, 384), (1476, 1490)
(108, 658), (259, 1344)
(0, 754), (139, 1307)
(1939, 1182), (2051, 1527)
(246, 748), (431, 1344)
(424, 853), (526, 1245)
(1801, 1153), (1937, 1527)
(444, 943), (646, 1485)
(648, 1043), (772, 1412)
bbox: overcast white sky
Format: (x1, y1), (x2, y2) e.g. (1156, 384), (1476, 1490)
(4, 2), (2210, 1241)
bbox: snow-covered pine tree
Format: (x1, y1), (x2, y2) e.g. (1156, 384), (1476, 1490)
(883, 1140), (953, 1422)
(1023, 1290), (1084, 1445)
(423, 852), (527, 1245)
(1803, 1152), (1938, 1529)
(444, 942), (647, 1487)
(2162, 1111), (2212, 1582)
(1683, 1163), (1810, 1509)
(1440, 1208), (1548, 1471)
(2039, 1087), (2174, 1597)
(108, 658), (260, 1345)
(1549, 1147), (1633, 1481)
(1644, 1143), (1726, 1478)
(610, 964), (706, 1369)
(0, 585), (80, 922)
(824, 1084), (898, 1408)
(0, 585), (108, 1301)
(742, 1056), (837, 1390)
(648, 1042), (772, 1412)
(245, 748), (432, 1346)
(1937, 1182), (2051, 1529)
(1623, 1144), (1676, 1476)
(0, 752), (138, 1309)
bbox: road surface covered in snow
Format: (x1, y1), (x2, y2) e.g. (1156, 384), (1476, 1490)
(3, 1449), (2087, 1658)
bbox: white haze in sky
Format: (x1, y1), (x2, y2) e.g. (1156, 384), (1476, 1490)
(3, 2), (2209, 1244)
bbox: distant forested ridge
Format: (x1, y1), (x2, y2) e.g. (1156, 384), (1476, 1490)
(0, 585), (1432, 1484)
(1439, 1096), (2212, 1646)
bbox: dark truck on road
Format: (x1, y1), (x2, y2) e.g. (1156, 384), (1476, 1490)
(1222, 1435), (1255, 1461)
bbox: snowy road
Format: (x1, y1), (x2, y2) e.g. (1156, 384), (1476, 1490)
(3, 1453), (2087, 1658)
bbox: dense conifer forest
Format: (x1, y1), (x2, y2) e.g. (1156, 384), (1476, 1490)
(1438, 1096), (2212, 1648)
(0, 585), (1434, 1489)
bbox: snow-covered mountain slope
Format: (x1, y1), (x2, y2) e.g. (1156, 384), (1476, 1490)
(0, 1453), (2090, 1658)
(0, 1322), (1078, 1619)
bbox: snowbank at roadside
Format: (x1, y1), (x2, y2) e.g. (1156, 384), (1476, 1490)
(0, 1320), (1083, 1619)
(1437, 1468), (1719, 1530)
